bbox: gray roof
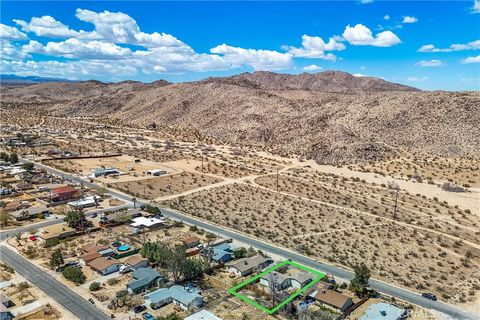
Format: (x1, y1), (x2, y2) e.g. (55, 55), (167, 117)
(226, 255), (270, 273)
(127, 267), (162, 291)
(145, 285), (202, 307)
(262, 269), (314, 286)
(10, 206), (50, 219)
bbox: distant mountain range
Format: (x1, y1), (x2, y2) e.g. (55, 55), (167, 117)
(0, 74), (76, 85)
(2, 70), (478, 164)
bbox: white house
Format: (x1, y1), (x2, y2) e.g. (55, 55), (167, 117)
(146, 169), (167, 176)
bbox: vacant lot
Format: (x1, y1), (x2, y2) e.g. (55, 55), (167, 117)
(109, 172), (223, 199)
(164, 183), (480, 304)
(350, 156), (480, 187)
(255, 172), (480, 245)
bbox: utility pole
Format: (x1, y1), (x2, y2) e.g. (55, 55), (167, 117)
(201, 153), (204, 173)
(393, 189), (399, 220)
(276, 168), (279, 193)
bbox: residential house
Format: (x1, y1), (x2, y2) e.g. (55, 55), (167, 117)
(309, 289), (353, 312)
(79, 251), (102, 266)
(50, 186), (80, 203)
(146, 169), (166, 176)
(202, 243), (233, 263)
(130, 216), (164, 230)
(101, 209), (142, 226)
(144, 285), (204, 310)
(90, 167), (120, 178)
(226, 255), (272, 277)
(0, 294), (14, 320)
(126, 267), (162, 294)
(1, 201), (27, 212)
(88, 257), (121, 275)
(260, 268), (315, 290)
(185, 310), (222, 320)
(182, 236), (201, 248)
(38, 223), (75, 241)
(10, 206), (50, 221)
(124, 254), (149, 270)
(67, 196), (101, 209)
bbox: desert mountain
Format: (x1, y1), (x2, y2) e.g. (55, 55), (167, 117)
(2, 71), (478, 164)
(201, 70), (419, 93)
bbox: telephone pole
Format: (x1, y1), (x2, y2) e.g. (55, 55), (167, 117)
(393, 189), (399, 220)
(276, 168), (279, 193)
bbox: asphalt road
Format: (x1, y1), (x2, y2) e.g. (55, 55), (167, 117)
(16, 159), (478, 320)
(1, 246), (110, 320)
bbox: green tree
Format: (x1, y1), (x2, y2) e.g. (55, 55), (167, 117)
(49, 249), (64, 269)
(64, 210), (90, 229)
(62, 266), (86, 284)
(350, 262), (371, 295)
(233, 247), (248, 259)
(157, 314), (182, 320)
(89, 282), (101, 291)
(21, 162), (35, 172)
(0, 152), (8, 162)
(0, 212), (13, 227)
(8, 153), (18, 164)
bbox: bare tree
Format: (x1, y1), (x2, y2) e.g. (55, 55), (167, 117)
(268, 272), (281, 308)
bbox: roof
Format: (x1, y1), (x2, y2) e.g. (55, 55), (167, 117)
(124, 254), (148, 267)
(130, 216), (164, 228)
(0, 293), (12, 304)
(311, 289), (352, 309)
(226, 255), (270, 273)
(39, 223), (75, 240)
(10, 206), (50, 218)
(3, 201), (22, 211)
(212, 243), (232, 252)
(145, 285), (202, 306)
(128, 267), (162, 291)
(88, 257), (120, 271)
(51, 186), (77, 194)
(185, 310), (222, 320)
(182, 236), (201, 245)
(68, 196), (99, 207)
(262, 268), (314, 286)
(81, 251), (102, 263)
(81, 243), (110, 253)
(105, 209), (141, 222)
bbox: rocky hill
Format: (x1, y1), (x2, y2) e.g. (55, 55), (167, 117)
(201, 70), (419, 93)
(2, 71), (479, 164)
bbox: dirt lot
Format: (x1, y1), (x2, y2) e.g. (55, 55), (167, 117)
(164, 183), (480, 304)
(109, 172), (223, 199)
(350, 156), (480, 187)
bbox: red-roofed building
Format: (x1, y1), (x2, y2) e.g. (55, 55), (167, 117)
(50, 186), (80, 202)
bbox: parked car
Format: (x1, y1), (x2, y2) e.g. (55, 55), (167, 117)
(119, 265), (132, 274)
(422, 293), (437, 301)
(142, 312), (155, 320)
(132, 305), (146, 313)
(90, 213), (98, 218)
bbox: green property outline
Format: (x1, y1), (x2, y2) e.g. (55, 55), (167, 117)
(227, 260), (325, 314)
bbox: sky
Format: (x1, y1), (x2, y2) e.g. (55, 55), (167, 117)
(0, 1), (479, 90)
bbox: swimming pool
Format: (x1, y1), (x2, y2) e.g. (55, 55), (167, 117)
(117, 244), (131, 251)
(360, 302), (406, 320)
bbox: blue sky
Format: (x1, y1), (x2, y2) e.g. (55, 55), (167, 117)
(1, 1), (479, 90)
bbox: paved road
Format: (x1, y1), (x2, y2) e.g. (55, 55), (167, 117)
(1, 246), (110, 320)
(18, 159), (478, 320)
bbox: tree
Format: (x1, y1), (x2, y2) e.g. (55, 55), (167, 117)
(267, 272), (280, 308)
(0, 152), (8, 162)
(62, 266), (86, 284)
(233, 247), (248, 259)
(89, 282), (101, 291)
(350, 262), (371, 295)
(8, 153), (18, 164)
(49, 249), (64, 269)
(21, 162), (35, 172)
(64, 210), (90, 230)
(0, 212), (13, 227)
(157, 314), (181, 320)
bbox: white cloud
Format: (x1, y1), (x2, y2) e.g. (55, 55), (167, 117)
(23, 39), (133, 60)
(383, 15), (390, 20)
(461, 55), (480, 64)
(416, 60), (444, 67)
(303, 64), (323, 71)
(473, 0), (480, 13)
(14, 16), (80, 38)
(418, 40), (480, 52)
(353, 73), (368, 77)
(283, 34), (345, 60)
(0, 24), (28, 40)
(402, 16), (418, 24)
(359, 0), (374, 4)
(407, 76), (428, 82)
(1, 40), (29, 60)
(210, 44), (293, 71)
(342, 24), (401, 47)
